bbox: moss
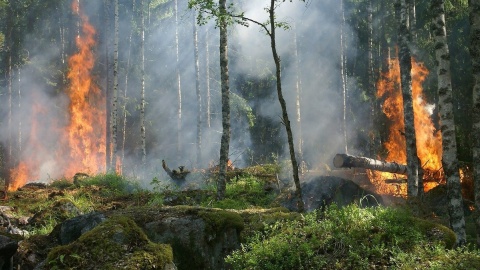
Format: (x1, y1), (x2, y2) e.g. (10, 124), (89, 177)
(198, 208), (245, 237)
(46, 216), (173, 270)
(238, 208), (301, 240)
(413, 217), (457, 249)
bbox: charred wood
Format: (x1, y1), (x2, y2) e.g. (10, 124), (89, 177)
(333, 153), (408, 174)
(162, 160), (190, 181)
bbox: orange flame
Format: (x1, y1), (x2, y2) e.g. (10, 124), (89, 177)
(8, 0), (105, 190)
(62, 0), (106, 177)
(372, 55), (443, 196)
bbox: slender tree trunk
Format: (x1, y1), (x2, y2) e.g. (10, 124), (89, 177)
(268, 0), (304, 212)
(122, 0), (135, 169)
(175, 0), (183, 157)
(431, 0), (465, 246)
(104, 0), (112, 171)
(368, 0), (377, 157)
(17, 68), (21, 154)
(140, 0), (147, 167)
(340, 0), (348, 154)
(7, 52), (12, 164)
(293, 23), (304, 171)
(193, 11), (202, 167)
(217, 0), (230, 200)
(111, 0), (119, 172)
(206, 28), (211, 128)
(470, 0), (480, 249)
(398, 0), (419, 198)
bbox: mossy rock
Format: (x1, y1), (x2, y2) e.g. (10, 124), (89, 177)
(28, 198), (82, 228)
(46, 216), (173, 270)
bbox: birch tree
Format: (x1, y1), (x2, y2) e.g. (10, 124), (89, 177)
(189, 0), (305, 210)
(111, 0), (119, 172)
(397, 0), (420, 198)
(193, 10), (202, 167)
(469, 0), (480, 248)
(431, 0), (466, 246)
(140, 0), (147, 167)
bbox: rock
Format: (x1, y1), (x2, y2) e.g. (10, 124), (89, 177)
(0, 234), (18, 270)
(51, 211), (106, 245)
(46, 216), (175, 270)
(114, 206), (244, 270)
(280, 176), (383, 212)
(29, 198), (83, 228)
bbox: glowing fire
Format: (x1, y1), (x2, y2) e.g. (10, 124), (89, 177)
(371, 56), (443, 196)
(62, 0), (106, 177)
(8, 0), (105, 190)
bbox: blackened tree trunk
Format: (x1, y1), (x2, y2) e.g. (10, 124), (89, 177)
(470, 0), (480, 248)
(432, 0), (466, 246)
(398, 0), (419, 198)
(217, 0), (230, 200)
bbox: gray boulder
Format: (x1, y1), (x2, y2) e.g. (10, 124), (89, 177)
(281, 176), (383, 211)
(0, 235), (18, 270)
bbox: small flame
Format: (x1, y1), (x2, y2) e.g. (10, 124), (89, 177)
(8, 162), (29, 191)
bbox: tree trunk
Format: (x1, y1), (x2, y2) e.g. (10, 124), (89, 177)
(206, 28), (211, 128)
(470, 0), (480, 249)
(340, 0), (348, 154)
(398, 0), (419, 198)
(104, 0), (112, 172)
(193, 11), (202, 167)
(333, 153), (408, 174)
(293, 23), (304, 171)
(140, 0), (147, 167)
(217, 0), (230, 200)
(268, 0), (304, 212)
(111, 0), (119, 172)
(432, 0), (466, 246)
(367, 0), (377, 157)
(175, 0), (183, 158)
(17, 68), (22, 154)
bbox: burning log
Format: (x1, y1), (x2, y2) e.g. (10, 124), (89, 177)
(162, 160), (190, 181)
(333, 153), (407, 174)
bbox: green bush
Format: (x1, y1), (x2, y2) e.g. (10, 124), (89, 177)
(226, 204), (467, 270)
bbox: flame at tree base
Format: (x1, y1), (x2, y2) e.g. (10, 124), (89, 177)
(371, 55), (443, 197)
(7, 0), (106, 190)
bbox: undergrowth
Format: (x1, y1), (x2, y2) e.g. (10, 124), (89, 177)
(226, 204), (479, 270)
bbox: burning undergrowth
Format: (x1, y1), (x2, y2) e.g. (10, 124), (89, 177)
(369, 55), (444, 197)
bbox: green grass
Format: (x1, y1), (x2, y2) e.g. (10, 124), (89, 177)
(226, 204), (475, 270)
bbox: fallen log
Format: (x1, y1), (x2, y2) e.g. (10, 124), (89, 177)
(333, 153), (407, 174)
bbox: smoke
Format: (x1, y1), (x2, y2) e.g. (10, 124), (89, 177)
(0, 0), (365, 187)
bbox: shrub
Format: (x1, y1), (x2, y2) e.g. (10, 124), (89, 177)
(226, 204), (464, 270)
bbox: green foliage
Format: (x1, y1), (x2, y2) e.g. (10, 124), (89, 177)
(46, 216), (173, 269)
(231, 92), (256, 127)
(76, 173), (141, 195)
(226, 204), (463, 270)
(208, 176), (277, 209)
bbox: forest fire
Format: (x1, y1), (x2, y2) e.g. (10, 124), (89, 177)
(7, 0), (105, 190)
(370, 56), (443, 196)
